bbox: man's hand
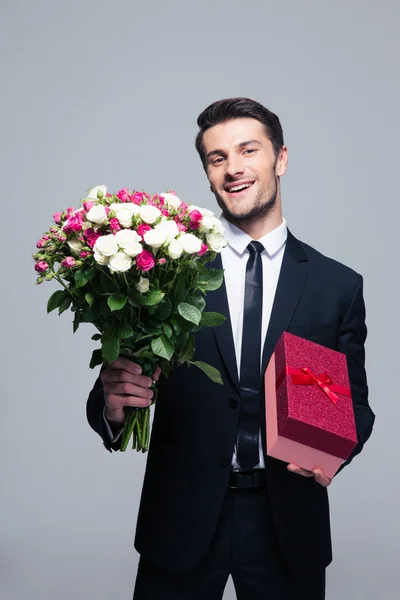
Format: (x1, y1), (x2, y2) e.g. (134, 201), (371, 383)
(100, 356), (161, 425)
(287, 464), (332, 487)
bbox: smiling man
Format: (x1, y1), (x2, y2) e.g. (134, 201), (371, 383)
(87, 97), (375, 599)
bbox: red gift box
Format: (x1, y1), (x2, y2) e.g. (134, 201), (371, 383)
(264, 332), (358, 478)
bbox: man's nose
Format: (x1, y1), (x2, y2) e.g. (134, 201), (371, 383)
(225, 155), (245, 178)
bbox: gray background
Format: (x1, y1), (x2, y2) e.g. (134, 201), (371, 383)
(1, 0), (398, 598)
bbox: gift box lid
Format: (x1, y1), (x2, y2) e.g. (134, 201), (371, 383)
(273, 332), (358, 458)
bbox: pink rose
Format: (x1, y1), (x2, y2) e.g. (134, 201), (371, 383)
(62, 257), (75, 268)
(53, 212), (62, 224)
(162, 209), (170, 217)
(136, 250), (155, 272)
(64, 211), (84, 233)
(189, 210), (202, 223)
(80, 251), (91, 258)
(36, 239), (47, 248)
(117, 188), (131, 202)
(199, 243), (208, 257)
(158, 257), (167, 264)
(84, 228), (101, 249)
(105, 192), (113, 198)
(105, 206), (111, 216)
(109, 217), (121, 231)
(189, 221), (200, 230)
(83, 200), (95, 212)
(43, 234), (50, 240)
(67, 206), (75, 215)
(57, 232), (67, 242)
(49, 227), (58, 233)
(179, 203), (188, 214)
(174, 218), (187, 233)
(136, 224), (152, 239)
(34, 261), (49, 273)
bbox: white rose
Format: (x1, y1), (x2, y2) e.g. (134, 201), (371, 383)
(87, 185), (107, 199)
(86, 205), (107, 225)
(124, 242), (143, 257)
(118, 205), (141, 228)
(178, 233), (202, 254)
(160, 192), (182, 211)
(108, 251), (133, 273)
(143, 227), (168, 248)
(67, 239), (83, 255)
(135, 276), (150, 294)
(94, 234), (119, 257)
(206, 232), (228, 253)
(157, 219), (179, 241)
(115, 229), (141, 248)
(94, 250), (109, 266)
(109, 202), (140, 216)
(167, 238), (184, 259)
(200, 215), (225, 234)
(139, 204), (162, 224)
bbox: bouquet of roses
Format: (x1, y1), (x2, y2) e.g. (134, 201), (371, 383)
(33, 185), (228, 452)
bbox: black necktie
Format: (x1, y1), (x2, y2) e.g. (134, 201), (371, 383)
(236, 241), (264, 472)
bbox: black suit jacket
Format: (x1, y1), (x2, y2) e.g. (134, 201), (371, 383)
(87, 230), (375, 579)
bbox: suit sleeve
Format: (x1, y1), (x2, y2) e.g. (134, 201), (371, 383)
(86, 369), (122, 452)
(335, 274), (375, 474)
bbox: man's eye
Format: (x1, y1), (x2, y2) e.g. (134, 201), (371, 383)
(244, 149), (256, 155)
(212, 157), (224, 165)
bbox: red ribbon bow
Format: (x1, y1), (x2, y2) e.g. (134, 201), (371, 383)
(277, 366), (351, 404)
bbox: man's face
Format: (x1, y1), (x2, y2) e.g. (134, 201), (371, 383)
(202, 118), (287, 222)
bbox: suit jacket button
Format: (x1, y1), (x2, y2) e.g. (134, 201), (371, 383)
(228, 397), (238, 409)
(219, 456), (230, 467)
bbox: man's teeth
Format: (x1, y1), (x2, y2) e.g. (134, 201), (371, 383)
(228, 183), (252, 192)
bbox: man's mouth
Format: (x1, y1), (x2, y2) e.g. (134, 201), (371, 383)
(224, 181), (255, 197)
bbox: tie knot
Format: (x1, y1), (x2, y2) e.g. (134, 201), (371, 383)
(247, 241), (264, 255)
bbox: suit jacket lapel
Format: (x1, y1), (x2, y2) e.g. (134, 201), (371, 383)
(205, 254), (240, 392)
(261, 230), (309, 375)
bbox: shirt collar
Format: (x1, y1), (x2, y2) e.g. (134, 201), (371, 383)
(220, 214), (288, 258)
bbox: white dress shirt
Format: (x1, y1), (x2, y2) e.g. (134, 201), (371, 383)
(104, 214), (288, 463)
(220, 215), (287, 469)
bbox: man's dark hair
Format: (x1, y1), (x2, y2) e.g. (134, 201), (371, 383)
(195, 97), (284, 169)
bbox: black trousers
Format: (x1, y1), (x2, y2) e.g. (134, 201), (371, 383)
(133, 487), (325, 600)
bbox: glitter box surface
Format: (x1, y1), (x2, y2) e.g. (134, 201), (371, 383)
(264, 332), (358, 478)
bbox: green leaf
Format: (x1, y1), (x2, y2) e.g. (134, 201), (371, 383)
(84, 267), (96, 281)
(89, 349), (103, 369)
(144, 289), (165, 306)
(128, 291), (146, 307)
(174, 271), (187, 303)
(47, 290), (67, 313)
(85, 292), (95, 307)
(178, 335), (195, 364)
(116, 323), (134, 339)
(186, 294), (206, 312)
(159, 358), (171, 378)
(74, 270), (89, 289)
(108, 294), (128, 311)
(81, 305), (94, 322)
(200, 311), (227, 327)
(151, 334), (174, 360)
(58, 296), (72, 315)
(102, 336), (120, 363)
(178, 302), (201, 326)
(190, 361), (223, 384)
(196, 268), (224, 291)
(73, 312), (80, 333)
(155, 297), (172, 321)
(162, 323), (173, 338)
(91, 333), (102, 341)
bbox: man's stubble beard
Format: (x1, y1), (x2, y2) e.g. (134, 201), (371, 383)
(213, 174), (278, 227)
